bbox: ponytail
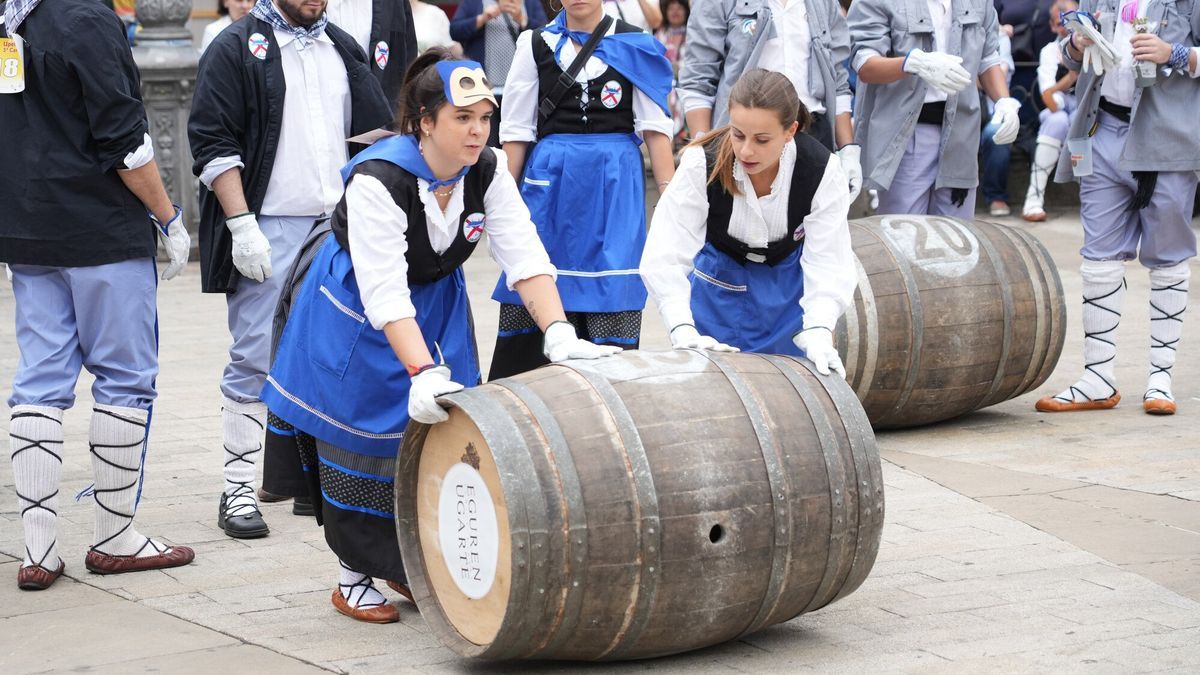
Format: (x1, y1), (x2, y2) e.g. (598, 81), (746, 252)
(396, 48), (456, 134)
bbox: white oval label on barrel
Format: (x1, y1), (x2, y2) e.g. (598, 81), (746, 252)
(879, 216), (980, 279)
(438, 462), (499, 600)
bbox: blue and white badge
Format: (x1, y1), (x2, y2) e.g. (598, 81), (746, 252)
(374, 41), (390, 70)
(741, 18), (758, 36)
(600, 80), (623, 109)
(248, 33), (270, 61)
(463, 212), (486, 243)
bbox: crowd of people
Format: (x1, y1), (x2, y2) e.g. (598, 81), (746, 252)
(1, 0), (1196, 637)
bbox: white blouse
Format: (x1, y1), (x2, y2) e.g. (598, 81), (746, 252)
(640, 142), (857, 333)
(499, 25), (674, 143)
(346, 147), (557, 329)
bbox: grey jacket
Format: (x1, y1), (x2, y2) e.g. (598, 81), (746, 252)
(847, 0), (1002, 191)
(678, 0), (852, 137)
(1055, 0), (1200, 181)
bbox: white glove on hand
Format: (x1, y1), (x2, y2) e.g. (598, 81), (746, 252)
(543, 321), (622, 362)
(903, 49), (972, 94)
(793, 328), (846, 378)
(408, 365), (464, 424)
(226, 213), (272, 283)
(1063, 11), (1117, 75)
(989, 97), (1022, 146)
(836, 144), (863, 202)
(669, 324), (739, 352)
(152, 205), (190, 281)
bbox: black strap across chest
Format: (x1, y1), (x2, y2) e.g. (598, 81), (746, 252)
(532, 20), (639, 137)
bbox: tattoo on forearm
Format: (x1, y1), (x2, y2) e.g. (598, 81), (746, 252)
(526, 300), (539, 326)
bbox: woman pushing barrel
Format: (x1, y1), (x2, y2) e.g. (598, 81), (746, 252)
(639, 69), (857, 376)
(261, 50), (618, 625)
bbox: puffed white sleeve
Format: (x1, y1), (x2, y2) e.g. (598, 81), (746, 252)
(344, 174), (417, 330)
(639, 145), (710, 331)
(482, 148), (558, 286)
(499, 31), (540, 143)
(799, 154), (857, 331)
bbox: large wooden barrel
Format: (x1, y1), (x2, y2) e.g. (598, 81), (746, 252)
(837, 216), (1066, 428)
(395, 350), (883, 661)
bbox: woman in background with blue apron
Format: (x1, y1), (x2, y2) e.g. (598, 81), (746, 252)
(640, 69), (857, 376)
(488, 0), (677, 378)
(261, 51), (618, 625)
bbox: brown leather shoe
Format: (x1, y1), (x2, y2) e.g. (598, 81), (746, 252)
(85, 545), (195, 575)
(331, 588), (399, 624)
(257, 487), (291, 503)
(1035, 393), (1120, 412)
(1143, 397), (1177, 415)
(385, 579), (415, 604)
(17, 559), (65, 591)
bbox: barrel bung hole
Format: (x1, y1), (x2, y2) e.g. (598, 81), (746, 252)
(709, 524), (725, 544)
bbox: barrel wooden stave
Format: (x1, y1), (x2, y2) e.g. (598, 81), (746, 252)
(837, 216), (1066, 428)
(396, 350), (883, 661)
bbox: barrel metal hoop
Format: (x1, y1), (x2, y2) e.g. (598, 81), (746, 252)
(973, 222), (1017, 407)
(872, 219), (926, 424)
(705, 353), (796, 634)
(849, 248), (880, 401)
(763, 356), (854, 616)
(563, 366), (664, 660)
(993, 223), (1050, 397)
(492, 378), (589, 658)
(1011, 226), (1067, 394)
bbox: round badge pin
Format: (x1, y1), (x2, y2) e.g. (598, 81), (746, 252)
(374, 41), (390, 70)
(248, 33), (269, 61)
(463, 213), (486, 243)
(600, 80), (623, 109)
(742, 18), (758, 36)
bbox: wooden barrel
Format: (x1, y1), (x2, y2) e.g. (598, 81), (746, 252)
(837, 216), (1067, 428)
(395, 350), (883, 661)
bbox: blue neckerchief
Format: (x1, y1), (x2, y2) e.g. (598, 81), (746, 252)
(541, 12), (673, 116)
(340, 134), (469, 193)
(250, 0), (329, 48)
(3, 0), (43, 34)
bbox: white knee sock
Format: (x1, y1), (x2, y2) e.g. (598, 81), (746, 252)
(1147, 263), (1190, 402)
(1023, 136), (1061, 216)
(338, 559), (387, 609)
(10, 405), (64, 569)
(222, 397), (265, 517)
(1054, 260), (1127, 402)
(90, 404), (170, 557)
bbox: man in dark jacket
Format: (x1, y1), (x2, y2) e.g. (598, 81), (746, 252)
(0, 0), (195, 590)
(188, 0), (391, 540)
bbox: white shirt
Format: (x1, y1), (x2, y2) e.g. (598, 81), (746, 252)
(499, 26), (674, 142)
(345, 147), (558, 329)
(199, 15), (232, 55)
(1037, 39), (1064, 94)
(602, 0), (650, 32)
(262, 30), (353, 217)
(327, 0), (373, 55)
(1100, 3), (1147, 108)
(758, 0), (850, 116)
(640, 142), (857, 333)
(412, 1), (455, 53)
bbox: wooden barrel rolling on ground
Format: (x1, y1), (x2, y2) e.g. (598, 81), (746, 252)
(837, 216), (1067, 429)
(395, 350), (883, 661)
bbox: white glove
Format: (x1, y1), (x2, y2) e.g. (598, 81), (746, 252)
(903, 49), (972, 95)
(226, 213), (272, 283)
(669, 324), (739, 352)
(836, 144), (863, 203)
(543, 321), (622, 362)
(793, 327), (845, 378)
(408, 365), (464, 424)
(152, 205), (190, 281)
(989, 97), (1022, 146)
(1063, 11), (1117, 75)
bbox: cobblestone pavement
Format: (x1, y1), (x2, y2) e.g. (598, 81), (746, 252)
(1, 211), (1197, 673)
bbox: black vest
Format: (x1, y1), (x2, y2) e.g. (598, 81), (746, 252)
(332, 150), (497, 284)
(532, 22), (639, 137)
(704, 134), (832, 266)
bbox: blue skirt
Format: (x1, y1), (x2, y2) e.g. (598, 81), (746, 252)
(492, 133), (648, 313)
(690, 243), (806, 356)
(262, 237), (480, 458)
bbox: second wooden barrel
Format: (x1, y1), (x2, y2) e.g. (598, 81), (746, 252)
(395, 350), (883, 661)
(837, 216), (1067, 428)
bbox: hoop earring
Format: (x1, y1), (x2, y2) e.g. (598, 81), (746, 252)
(550, 0), (563, 12)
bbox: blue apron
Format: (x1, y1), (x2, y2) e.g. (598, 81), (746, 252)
(492, 133), (648, 313)
(690, 243), (806, 356)
(262, 237), (480, 458)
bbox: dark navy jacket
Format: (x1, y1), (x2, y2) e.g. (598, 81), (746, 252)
(449, 0), (548, 68)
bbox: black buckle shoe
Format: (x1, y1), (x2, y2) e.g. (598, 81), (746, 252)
(218, 493), (270, 539)
(292, 495), (315, 517)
